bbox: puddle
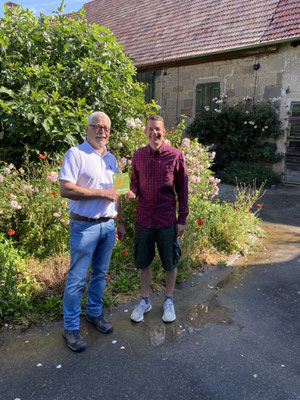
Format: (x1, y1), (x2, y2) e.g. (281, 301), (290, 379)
(215, 267), (248, 289)
(150, 295), (233, 346)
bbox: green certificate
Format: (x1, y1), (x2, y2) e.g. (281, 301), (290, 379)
(113, 173), (130, 194)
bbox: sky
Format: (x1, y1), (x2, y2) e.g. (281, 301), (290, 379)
(0, 1), (86, 18)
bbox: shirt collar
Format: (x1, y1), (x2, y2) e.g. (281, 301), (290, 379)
(84, 140), (107, 157)
(147, 140), (167, 155)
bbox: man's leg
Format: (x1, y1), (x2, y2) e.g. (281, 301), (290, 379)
(165, 267), (177, 297)
(63, 221), (99, 331)
(86, 219), (115, 317)
(140, 265), (152, 297)
(156, 224), (180, 322)
(130, 225), (155, 322)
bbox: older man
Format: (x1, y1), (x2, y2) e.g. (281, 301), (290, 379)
(126, 115), (188, 323)
(59, 111), (125, 352)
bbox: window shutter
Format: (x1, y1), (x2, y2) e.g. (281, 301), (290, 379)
(289, 102), (300, 138)
(135, 71), (156, 103)
(195, 82), (220, 115)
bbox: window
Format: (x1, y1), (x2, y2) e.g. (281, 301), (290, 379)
(135, 71), (156, 103)
(195, 82), (220, 115)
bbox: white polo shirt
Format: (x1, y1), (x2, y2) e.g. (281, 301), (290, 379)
(59, 140), (118, 219)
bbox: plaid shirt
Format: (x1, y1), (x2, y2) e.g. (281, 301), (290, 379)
(130, 141), (189, 228)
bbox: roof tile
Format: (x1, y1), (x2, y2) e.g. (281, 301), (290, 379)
(81, 0), (300, 67)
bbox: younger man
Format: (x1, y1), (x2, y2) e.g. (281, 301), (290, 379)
(126, 115), (188, 322)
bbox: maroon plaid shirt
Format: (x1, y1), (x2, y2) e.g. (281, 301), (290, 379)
(130, 141), (189, 228)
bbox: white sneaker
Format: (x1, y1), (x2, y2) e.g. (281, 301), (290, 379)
(130, 299), (152, 322)
(162, 298), (176, 322)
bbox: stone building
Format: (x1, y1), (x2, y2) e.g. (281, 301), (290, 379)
(79, 0), (300, 182)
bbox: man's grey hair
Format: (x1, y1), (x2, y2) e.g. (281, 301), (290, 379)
(87, 112), (111, 128)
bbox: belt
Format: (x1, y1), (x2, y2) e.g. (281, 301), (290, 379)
(70, 214), (113, 223)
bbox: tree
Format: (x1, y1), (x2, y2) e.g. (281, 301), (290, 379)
(0, 3), (157, 164)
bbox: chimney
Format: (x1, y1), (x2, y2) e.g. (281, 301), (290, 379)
(5, 2), (18, 8)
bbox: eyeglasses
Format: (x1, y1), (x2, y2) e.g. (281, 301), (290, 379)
(89, 124), (110, 133)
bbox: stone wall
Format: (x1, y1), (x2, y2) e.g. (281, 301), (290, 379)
(153, 43), (300, 175)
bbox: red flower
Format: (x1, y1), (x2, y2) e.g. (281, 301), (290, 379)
(39, 154), (46, 159)
(60, 160), (63, 164)
(52, 191), (57, 196)
(197, 219), (203, 226)
(7, 230), (16, 235)
(122, 250), (128, 256)
(106, 274), (111, 280)
(257, 203), (262, 207)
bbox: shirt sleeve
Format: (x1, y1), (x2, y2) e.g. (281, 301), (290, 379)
(59, 148), (81, 184)
(174, 151), (189, 225)
(130, 152), (139, 196)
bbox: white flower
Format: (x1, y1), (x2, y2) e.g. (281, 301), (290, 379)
(0, 174), (3, 183)
(8, 163), (14, 169)
(134, 118), (142, 127)
(264, 125), (268, 129)
(10, 194), (17, 199)
(4, 168), (11, 174)
(125, 117), (136, 128)
(53, 210), (62, 218)
(10, 200), (21, 210)
(245, 111), (249, 114)
(204, 106), (210, 111)
(215, 100), (223, 104)
(0, 209), (3, 214)
(214, 109), (221, 113)
(244, 121), (247, 125)
(117, 143), (123, 148)
(19, 168), (25, 174)
(47, 171), (58, 183)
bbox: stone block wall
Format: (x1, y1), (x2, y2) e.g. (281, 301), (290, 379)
(153, 43), (300, 174)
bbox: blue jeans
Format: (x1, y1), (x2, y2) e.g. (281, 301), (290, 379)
(63, 219), (116, 330)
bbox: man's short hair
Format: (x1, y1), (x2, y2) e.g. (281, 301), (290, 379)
(87, 112), (111, 128)
(146, 114), (165, 127)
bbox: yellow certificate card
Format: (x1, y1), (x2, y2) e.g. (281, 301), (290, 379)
(113, 173), (130, 194)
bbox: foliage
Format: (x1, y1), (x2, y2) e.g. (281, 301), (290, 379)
(0, 118), (266, 324)
(186, 97), (284, 168)
(219, 161), (281, 186)
(0, 4), (157, 165)
(0, 233), (38, 320)
(0, 157), (69, 258)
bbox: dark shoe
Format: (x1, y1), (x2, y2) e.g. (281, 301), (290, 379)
(85, 313), (113, 334)
(63, 329), (86, 352)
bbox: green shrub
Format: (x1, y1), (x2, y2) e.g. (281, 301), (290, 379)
(0, 158), (69, 258)
(219, 162), (281, 186)
(0, 4), (157, 164)
(186, 98), (284, 169)
(0, 233), (38, 321)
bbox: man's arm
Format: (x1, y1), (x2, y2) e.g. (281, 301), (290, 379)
(59, 180), (120, 202)
(125, 153), (139, 200)
(174, 152), (189, 235)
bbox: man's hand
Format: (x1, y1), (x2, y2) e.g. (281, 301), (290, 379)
(102, 189), (120, 202)
(176, 224), (185, 237)
(117, 222), (126, 242)
(125, 190), (136, 200)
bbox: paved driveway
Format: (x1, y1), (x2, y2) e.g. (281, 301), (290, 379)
(0, 184), (299, 400)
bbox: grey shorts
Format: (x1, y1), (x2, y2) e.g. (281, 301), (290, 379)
(134, 223), (181, 271)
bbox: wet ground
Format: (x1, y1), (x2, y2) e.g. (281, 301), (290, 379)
(0, 183), (299, 400)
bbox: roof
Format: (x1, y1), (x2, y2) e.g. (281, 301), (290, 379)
(80, 0), (300, 68)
